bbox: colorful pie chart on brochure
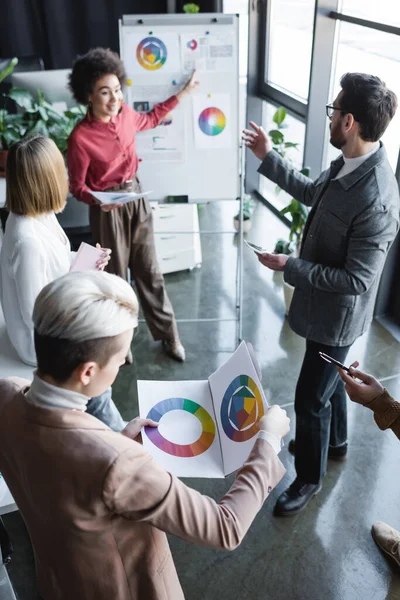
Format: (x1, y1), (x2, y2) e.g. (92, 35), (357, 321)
(220, 375), (265, 442)
(145, 398), (216, 457)
(136, 37), (167, 71)
(198, 107), (226, 136)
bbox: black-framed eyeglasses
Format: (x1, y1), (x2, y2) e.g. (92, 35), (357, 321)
(326, 104), (343, 118)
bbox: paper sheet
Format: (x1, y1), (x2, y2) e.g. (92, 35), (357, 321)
(180, 33), (234, 74)
(192, 94), (232, 150)
(124, 31), (181, 77)
(138, 380), (224, 478)
(129, 83), (179, 106)
(209, 341), (269, 476)
(135, 103), (185, 162)
(69, 242), (103, 272)
(90, 191), (152, 205)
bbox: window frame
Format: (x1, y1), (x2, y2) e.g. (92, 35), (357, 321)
(255, 0), (400, 184)
(247, 0), (400, 321)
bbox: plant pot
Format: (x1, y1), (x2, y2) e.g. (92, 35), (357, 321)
(233, 216), (252, 233)
(0, 150), (8, 178)
(283, 280), (295, 316)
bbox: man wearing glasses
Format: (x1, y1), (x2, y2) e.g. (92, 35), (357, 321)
(243, 73), (399, 516)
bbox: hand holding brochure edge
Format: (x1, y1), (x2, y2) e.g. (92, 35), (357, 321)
(90, 190), (153, 206)
(259, 406), (290, 439)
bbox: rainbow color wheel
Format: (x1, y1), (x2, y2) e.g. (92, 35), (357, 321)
(145, 398), (216, 457)
(198, 107), (226, 136)
(220, 375), (264, 442)
(136, 37), (167, 71)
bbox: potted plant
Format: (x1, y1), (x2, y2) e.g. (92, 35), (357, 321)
(0, 110), (24, 174)
(5, 87), (86, 155)
(183, 3), (200, 12)
(0, 58), (23, 175)
(49, 105), (87, 154)
(233, 194), (254, 233)
(269, 107), (310, 314)
(0, 57), (86, 176)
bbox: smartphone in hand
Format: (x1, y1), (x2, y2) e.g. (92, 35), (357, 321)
(244, 240), (268, 255)
(319, 352), (350, 372)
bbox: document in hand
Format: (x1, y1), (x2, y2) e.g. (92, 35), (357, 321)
(138, 341), (268, 478)
(69, 242), (103, 272)
(90, 190), (153, 205)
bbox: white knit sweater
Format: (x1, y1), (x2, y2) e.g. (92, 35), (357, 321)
(0, 212), (74, 365)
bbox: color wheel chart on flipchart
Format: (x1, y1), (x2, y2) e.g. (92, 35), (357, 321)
(119, 14), (245, 341)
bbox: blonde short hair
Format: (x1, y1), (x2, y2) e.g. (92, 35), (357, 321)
(5, 135), (68, 216)
(33, 271), (139, 382)
(33, 270), (139, 341)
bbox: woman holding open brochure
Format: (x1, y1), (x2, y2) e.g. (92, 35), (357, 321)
(0, 135), (125, 431)
(67, 47), (198, 363)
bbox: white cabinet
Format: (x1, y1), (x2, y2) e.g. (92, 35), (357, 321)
(151, 203), (202, 275)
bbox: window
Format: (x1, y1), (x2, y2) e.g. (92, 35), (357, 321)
(266, 0), (316, 101)
(259, 101), (306, 210)
(339, 0), (400, 28)
(325, 22), (400, 170)
(223, 0), (249, 78)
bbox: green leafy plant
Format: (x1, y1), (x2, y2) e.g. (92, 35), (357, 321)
(270, 107), (310, 255)
(49, 105), (87, 154)
(183, 3), (200, 13)
(0, 110), (24, 149)
(7, 87), (65, 137)
(0, 58), (18, 85)
(0, 58), (25, 150)
(235, 194), (254, 221)
(0, 58), (86, 158)
(4, 87), (86, 154)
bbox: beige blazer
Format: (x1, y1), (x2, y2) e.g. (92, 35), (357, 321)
(0, 378), (285, 600)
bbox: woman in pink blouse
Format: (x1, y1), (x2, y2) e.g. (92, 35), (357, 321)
(67, 48), (198, 362)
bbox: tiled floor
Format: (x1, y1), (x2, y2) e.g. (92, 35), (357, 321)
(3, 199), (400, 599)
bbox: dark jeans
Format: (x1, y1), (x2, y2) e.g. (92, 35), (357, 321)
(86, 387), (125, 432)
(294, 340), (351, 484)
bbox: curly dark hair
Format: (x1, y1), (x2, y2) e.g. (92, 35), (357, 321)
(68, 47), (127, 105)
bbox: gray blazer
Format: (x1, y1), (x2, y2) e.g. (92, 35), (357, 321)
(258, 144), (400, 347)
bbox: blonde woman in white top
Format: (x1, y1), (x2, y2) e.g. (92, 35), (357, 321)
(0, 135), (125, 430)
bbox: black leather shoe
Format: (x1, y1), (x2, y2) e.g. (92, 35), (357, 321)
(274, 478), (322, 516)
(288, 439), (348, 462)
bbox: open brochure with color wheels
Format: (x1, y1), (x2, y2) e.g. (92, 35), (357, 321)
(138, 341), (268, 478)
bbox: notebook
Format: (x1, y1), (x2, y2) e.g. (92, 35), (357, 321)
(69, 242), (103, 272)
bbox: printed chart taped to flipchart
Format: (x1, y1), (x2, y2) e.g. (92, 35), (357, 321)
(119, 14), (240, 202)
